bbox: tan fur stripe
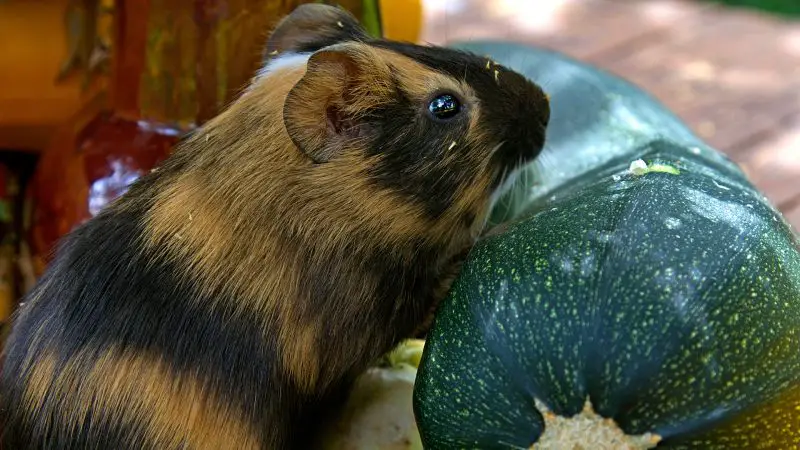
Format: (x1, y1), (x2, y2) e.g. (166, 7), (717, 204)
(21, 347), (260, 449)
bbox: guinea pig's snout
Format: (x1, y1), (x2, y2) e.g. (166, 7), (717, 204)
(501, 98), (548, 164)
(530, 88), (551, 129)
(540, 94), (551, 127)
(482, 76), (550, 170)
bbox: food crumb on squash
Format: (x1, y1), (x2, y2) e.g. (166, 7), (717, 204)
(529, 399), (661, 450)
(628, 159), (680, 176)
(629, 159), (648, 176)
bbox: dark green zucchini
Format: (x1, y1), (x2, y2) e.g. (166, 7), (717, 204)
(413, 41), (800, 449)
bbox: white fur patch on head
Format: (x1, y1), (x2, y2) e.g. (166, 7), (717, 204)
(255, 52), (312, 81)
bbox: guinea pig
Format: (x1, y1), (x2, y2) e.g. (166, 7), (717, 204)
(0, 4), (549, 449)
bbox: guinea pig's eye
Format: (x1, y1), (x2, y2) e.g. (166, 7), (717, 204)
(427, 93), (461, 121)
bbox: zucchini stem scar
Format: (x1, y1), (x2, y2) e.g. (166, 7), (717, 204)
(529, 399), (661, 450)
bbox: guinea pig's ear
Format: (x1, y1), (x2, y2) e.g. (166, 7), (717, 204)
(264, 4), (368, 60)
(283, 43), (383, 163)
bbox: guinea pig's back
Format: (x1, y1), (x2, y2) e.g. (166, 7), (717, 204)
(0, 196), (282, 449)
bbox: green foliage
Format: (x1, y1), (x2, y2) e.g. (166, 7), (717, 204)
(708, 0), (800, 17)
(360, 0), (382, 38)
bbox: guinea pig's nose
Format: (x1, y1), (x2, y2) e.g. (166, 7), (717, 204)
(496, 116), (547, 166)
(540, 94), (551, 127)
(513, 97), (548, 145)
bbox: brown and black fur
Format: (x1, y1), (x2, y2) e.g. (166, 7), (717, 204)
(0, 4), (549, 449)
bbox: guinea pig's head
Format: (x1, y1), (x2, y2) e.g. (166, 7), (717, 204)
(264, 4), (549, 236)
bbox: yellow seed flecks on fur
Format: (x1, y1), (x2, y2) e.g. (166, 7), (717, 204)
(494, 69), (500, 83)
(269, 50), (279, 56)
(337, 21), (344, 28)
(486, 60), (491, 69)
(529, 399), (661, 450)
(448, 141), (457, 150)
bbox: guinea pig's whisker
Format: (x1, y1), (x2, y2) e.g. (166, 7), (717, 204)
(522, 162), (532, 189)
(489, 141), (505, 157)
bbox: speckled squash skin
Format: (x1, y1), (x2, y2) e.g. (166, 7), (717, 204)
(413, 42), (800, 449)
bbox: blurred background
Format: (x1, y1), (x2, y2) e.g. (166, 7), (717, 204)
(0, 0), (797, 334)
